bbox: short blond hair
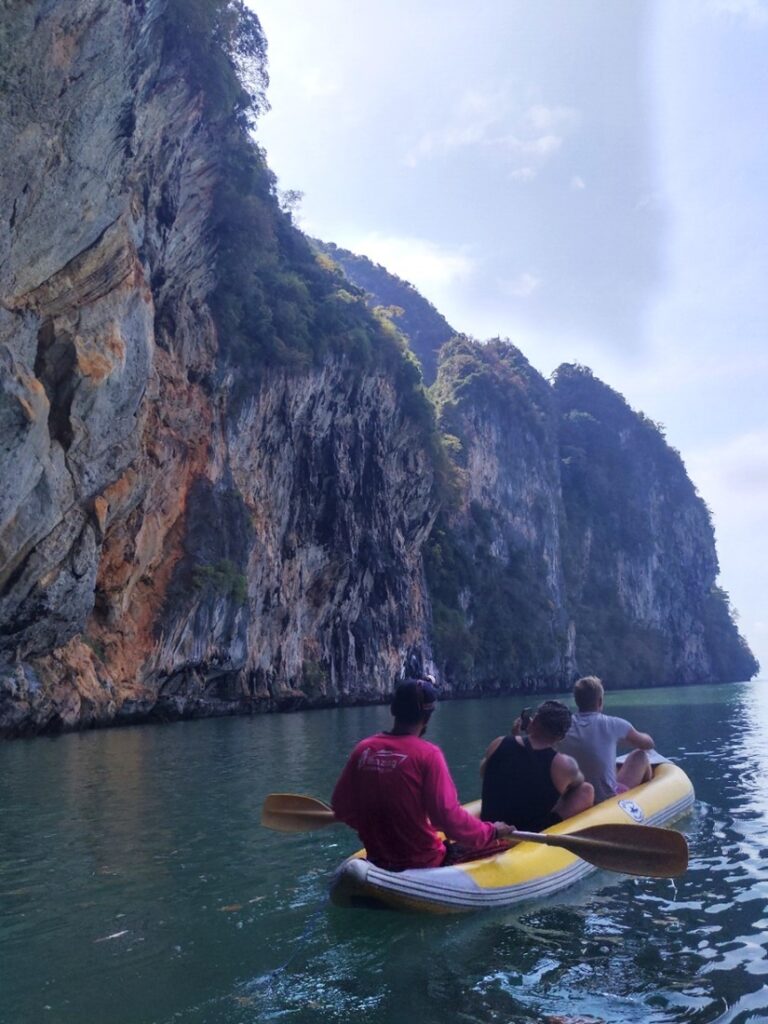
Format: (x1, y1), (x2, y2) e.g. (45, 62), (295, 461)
(573, 675), (604, 711)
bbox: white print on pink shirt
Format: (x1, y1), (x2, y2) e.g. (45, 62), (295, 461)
(358, 749), (409, 772)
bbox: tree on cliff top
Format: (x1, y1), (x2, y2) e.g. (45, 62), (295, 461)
(163, 0), (269, 124)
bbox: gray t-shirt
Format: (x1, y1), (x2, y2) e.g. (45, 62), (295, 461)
(557, 711), (632, 803)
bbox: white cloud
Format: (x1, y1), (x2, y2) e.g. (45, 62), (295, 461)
(404, 87), (507, 165)
(500, 272), (542, 298)
(498, 133), (563, 158)
(404, 90), (579, 168)
(571, 175), (587, 190)
(705, 0), (768, 24)
(510, 167), (537, 182)
(524, 104), (581, 133)
(340, 232), (476, 294)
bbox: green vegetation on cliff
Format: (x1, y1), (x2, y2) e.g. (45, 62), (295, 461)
(161, 0), (270, 124)
(311, 240), (457, 385)
(431, 335), (552, 449)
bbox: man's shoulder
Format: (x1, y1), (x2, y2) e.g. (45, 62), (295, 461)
(351, 732), (390, 753)
(601, 713), (632, 732)
(355, 733), (441, 756)
(566, 711), (629, 740)
(413, 736), (444, 758)
(355, 731), (387, 744)
(404, 737), (450, 772)
(553, 749), (579, 771)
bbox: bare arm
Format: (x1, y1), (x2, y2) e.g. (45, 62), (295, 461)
(625, 726), (654, 750)
(551, 752), (585, 796)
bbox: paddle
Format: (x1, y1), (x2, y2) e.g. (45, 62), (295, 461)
(260, 793), (689, 877)
(261, 793), (337, 832)
(505, 824), (688, 877)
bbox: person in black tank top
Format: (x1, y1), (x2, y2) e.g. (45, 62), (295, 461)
(480, 700), (594, 832)
(481, 735), (561, 831)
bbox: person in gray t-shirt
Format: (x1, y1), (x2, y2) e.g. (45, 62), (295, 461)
(557, 676), (654, 803)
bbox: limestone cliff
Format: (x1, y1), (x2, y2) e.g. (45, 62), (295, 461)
(554, 364), (758, 687)
(425, 338), (570, 691)
(0, 0), (437, 735)
(319, 253), (758, 694)
(423, 345), (758, 692)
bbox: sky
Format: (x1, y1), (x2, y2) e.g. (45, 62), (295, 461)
(247, 0), (768, 675)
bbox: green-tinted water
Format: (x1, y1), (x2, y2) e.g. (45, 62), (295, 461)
(1, 681), (767, 1023)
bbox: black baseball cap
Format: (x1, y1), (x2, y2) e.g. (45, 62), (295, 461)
(391, 679), (438, 723)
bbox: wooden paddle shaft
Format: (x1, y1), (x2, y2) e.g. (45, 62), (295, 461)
(513, 830), (636, 850)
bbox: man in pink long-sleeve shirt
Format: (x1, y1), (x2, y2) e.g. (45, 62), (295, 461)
(332, 679), (514, 871)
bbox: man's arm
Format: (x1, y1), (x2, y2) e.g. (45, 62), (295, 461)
(551, 752), (594, 818)
(624, 725), (654, 750)
(550, 752), (586, 796)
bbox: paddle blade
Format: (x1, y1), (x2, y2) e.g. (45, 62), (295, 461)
(261, 793), (337, 833)
(511, 823), (689, 878)
(556, 823), (688, 877)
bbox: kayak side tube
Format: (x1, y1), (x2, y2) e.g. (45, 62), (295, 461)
(329, 761), (694, 914)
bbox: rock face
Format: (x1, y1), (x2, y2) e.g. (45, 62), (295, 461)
(423, 344), (758, 692)
(425, 338), (571, 691)
(0, 0), (437, 735)
(0, 1), (758, 736)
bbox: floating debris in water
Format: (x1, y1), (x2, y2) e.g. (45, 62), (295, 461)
(94, 930), (129, 943)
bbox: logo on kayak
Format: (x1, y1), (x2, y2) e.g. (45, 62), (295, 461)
(358, 749), (408, 773)
(618, 798), (645, 823)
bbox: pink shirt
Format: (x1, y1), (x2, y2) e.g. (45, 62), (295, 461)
(331, 732), (496, 871)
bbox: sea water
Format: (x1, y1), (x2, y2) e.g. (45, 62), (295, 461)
(1, 680), (767, 1024)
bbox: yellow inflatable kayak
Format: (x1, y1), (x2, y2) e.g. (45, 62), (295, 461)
(329, 761), (694, 913)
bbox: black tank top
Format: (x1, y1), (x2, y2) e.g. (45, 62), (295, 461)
(481, 736), (559, 831)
